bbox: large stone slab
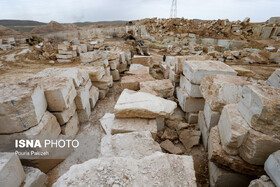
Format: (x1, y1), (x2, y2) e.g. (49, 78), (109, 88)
(198, 111), (209, 150)
(100, 113), (157, 137)
(209, 161), (251, 187)
(92, 75), (113, 90)
(208, 126), (264, 176)
(78, 66), (105, 82)
(53, 101), (76, 125)
(239, 128), (280, 165)
(80, 51), (102, 63)
(180, 75), (202, 98)
(264, 150), (280, 187)
(0, 82), (47, 134)
(100, 131), (162, 159)
(23, 166), (48, 187)
(75, 80), (92, 110)
(114, 89), (177, 118)
(238, 85), (280, 138)
(53, 152), (197, 187)
(204, 102), (220, 130)
(176, 87), (205, 112)
(132, 55), (153, 67)
(0, 153), (26, 187)
(175, 56), (211, 74)
(121, 74), (155, 90)
(61, 112), (79, 138)
(183, 60), (237, 85)
(218, 104), (250, 155)
(267, 69), (280, 88)
(89, 86), (99, 109)
(200, 74), (250, 112)
(129, 64), (149, 73)
(139, 79), (174, 98)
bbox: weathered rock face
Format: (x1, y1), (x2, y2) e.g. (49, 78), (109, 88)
(100, 113), (157, 137)
(80, 51), (102, 63)
(209, 161), (251, 187)
(238, 85), (280, 138)
(180, 75), (203, 98)
(264, 150), (280, 187)
(248, 175), (276, 187)
(200, 74), (250, 112)
(132, 55), (153, 67)
(139, 79), (174, 98)
(114, 89), (177, 118)
(160, 140), (183, 154)
(53, 101), (76, 125)
(267, 69), (280, 88)
(75, 80), (92, 110)
(121, 74), (155, 90)
(61, 112), (79, 138)
(78, 66), (105, 82)
(0, 153), (26, 187)
(178, 129), (201, 150)
(208, 126), (264, 176)
(23, 166), (48, 187)
(100, 131), (162, 159)
(53, 152), (197, 187)
(92, 75), (113, 90)
(183, 60), (237, 85)
(0, 82), (47, 134)
(218, 104), (250, 156)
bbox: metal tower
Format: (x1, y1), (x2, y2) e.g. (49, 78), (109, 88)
(170, 0), (177, 18)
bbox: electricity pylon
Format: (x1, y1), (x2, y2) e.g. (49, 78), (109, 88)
(170, 0), (177, 18)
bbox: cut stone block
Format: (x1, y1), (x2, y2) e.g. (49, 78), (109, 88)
(56, 54), (72, 59)
(160, 63), (170, 79)
(264, 150), (280, 187)
(169, 69), (180, 83)
(238, 85), (280, 138)
(78, 66), (105, 82)
(178, 129), (201, 150)
(100, 113), (157, 137)
(160, 140), (183, 154)
(58, 43), (69, 51)
(119, 52), (126, 63)
(53, 101), (76, 125)
(75, 80), (92, 110)
(176, 87), (205, 112)
(92, 75), (113, 90)
(180, 75), (202, 97)
(175, 56), (211, 74)
(132, 55), (153, 67)
(139, 79), (174, 98)
(111, 69), (120, 81)
(100, 131), (162, 159)
(0, 82), (47, 134)
(129, 64), (149, 73)
(267, 69), (280, 88)
(104, 66), (111, 76)
(109, 59), (120, 70)
(198, 111), (209, 150)
(200, 74), (250, 112)
(53, 152), (197, 187)
(209, 161), (251, 187)
(183, 60), (237, 85)
(0, 153), (26, 187)
(99, 88), (109, 99)
(121, 74), (155, 90)
(218, 104), (250, 155)
(249, 175), (276, 187)
(114, 89), (177, 118)
(77, 102), (91, 123)
(80, 51), (102, 63)
(61, 112), (79, 138)
(186, 112), (199, 124)
(208, 126), (264, 176)
(89, 86), (99, 109)
(239, 128), (280, 165)
(57, 59), (72, 63)
(23, 166), (48, 187)
(204, 102), (220, 130)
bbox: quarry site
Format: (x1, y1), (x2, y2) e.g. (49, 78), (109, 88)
(0, 7), (280, 187)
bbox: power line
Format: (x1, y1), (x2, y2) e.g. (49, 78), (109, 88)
(170, 0), (177, 18)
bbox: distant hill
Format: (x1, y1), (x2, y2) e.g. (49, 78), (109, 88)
(73, 20), (129, 27)
(0, 20), (46, 27)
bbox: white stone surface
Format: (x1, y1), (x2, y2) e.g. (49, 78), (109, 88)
(139, 79), (174, 98)
(132, 55), (153, 67)
(267, 69), (280, 88)
(80, 51), (102, 63)
(204, 102), (220, 130)
(180, 75), (202, 98)
(23, 166), (48, 187)
(264, 150), (280, 187)
(89, 86), (99, 109)
(78, 66), (105, 82)
(92, 75), (113, 90)
(198, 111), (209, 151)
(129, 64), (149, 73)
(53, 101), (76, 125)
(111, 69), (120, 81)
(61, 112), (79, 138)
(75, 80), (92, 110)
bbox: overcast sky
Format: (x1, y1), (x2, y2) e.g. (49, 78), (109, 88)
(0, 0), (279, 23)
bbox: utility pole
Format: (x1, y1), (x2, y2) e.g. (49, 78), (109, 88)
(170, 0), (177, 18)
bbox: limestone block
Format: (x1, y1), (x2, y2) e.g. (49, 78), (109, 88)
(175, 56), (211, 74)
(249, 175), (276, 187)
(111, 69), (120, 81)
(169, 68), (180, 83)
(78, 66), (105, 82)
(77, 102), (91, 123)
(61, 112), (79, 138)
(186, 112), (199, 124)
(56, 54), (72, 59)
(264, 150), (280, 186)
(109, 59), (120, 70)
(114, 89), (177, 119)
(58, 43), (69, 51)
(100, 113), (157, 137)
(176, 87), (205, 112)
(89, 86), (99, 109)
(75, 80), (92, 110)
(160, 140), (183, 154)
(0, 82), (47, 134)
(209, 161), (251, 187)
(208, 126), (264, 176)
(132, 55), (153, 67)
(180, 75), (202, 98)
(53, 152), (197, 187)
(178, 129), (201, 150)
(200, 74), (250, 112)
(267, 69), (280, 88)
(57, 59), (72, 63)
(80, 51), (102, 63)
(239, 128), (280, 165)
(77, 44), (87, 54)
(129, 64), (149, 73)
(92, 75), (113, 90)
(218, 104), (250, 155)
(0, 153), (26, 187)
(261, 27), (273, 39)
(160, 64), (170, 79)
(99, 88), (109, 99)
(139, 79), (174, 98)
(23, 166), (48, 187)
(121, 74), (155, 90)
(238, 85), (280, 138)
(198, 111), (209, 150)
(53, 101), (76, 125)
(204, 102), (220, 130)
(119, 52), (126, 63)
(101, 131), (161, 159)
(166, 56), (176, 68)
(183, 60), (237, 85)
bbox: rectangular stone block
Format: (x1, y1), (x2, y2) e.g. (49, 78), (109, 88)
(109, 59), (120, 70)
(0, 153), (26, 187)
(183, 60), (237, 85)
(264, 150), (280, 187)
(80, 51), (102, 63)
(75, 80), (92, 110)
(238, 85), (280, 138)
(99, 88), (109, 99)
(204, 102), (220, 130)
(77, 102), (91, 123)
(56, 54), (72, 59)
(119, 52), (126, 63)
(121, 74), (155, 90)
(77, 44), (87, 54)
(58, 50), (72, 55)
(61, 112), (79, 138)
(58, 43), (69, 51)
(218, 104), (250, 155)
(129, 64), (149, 73)
(0, 82), (47, 134)
(78, 66), (105, 82)
(176, 87), (205, 112)
(186, 112), (198, 124)
(160, 64), (170, 79)
(132, 55), (153, 67)
(111, 69), (120, 81)
(198, 111), (209, 151)
(180, 75), (202, 97)
(92, 75), (113, 90)
(53, 101), (76, 125)
(57, 59), (72, 63)
(169, 69), (180, 83)
(89, 86), (99, 109)
(139, 79), (174, 98)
